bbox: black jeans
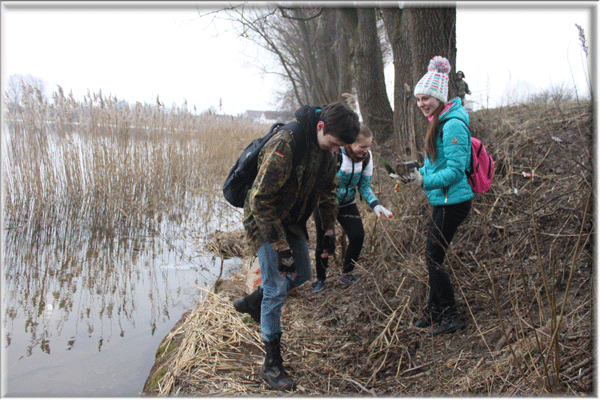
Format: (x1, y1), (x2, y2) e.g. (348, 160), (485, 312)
(313, 203), (364, 280)
(425, 199), (472, 313)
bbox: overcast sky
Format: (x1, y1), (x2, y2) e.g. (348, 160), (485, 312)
(2, 1), (595, 115)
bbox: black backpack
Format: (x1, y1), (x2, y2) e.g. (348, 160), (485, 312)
(222, 121), (305, 208)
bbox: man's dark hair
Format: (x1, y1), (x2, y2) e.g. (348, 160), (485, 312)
(319, 102), (360, 145)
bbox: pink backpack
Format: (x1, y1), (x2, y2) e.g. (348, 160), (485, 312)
(440, 119), (494, 194)
(467, 137), (494, 193)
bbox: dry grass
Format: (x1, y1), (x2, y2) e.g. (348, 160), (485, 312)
(3, 85), (267, 233)
(205, 229), (249, 259)
(5, 84), (592, 395)
(144, 100), (593, 396)
(148, 286), (266, 396)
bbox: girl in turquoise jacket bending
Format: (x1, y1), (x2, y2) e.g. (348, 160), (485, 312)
(406, 56), (474, 336)
(312, 123), (393, 292)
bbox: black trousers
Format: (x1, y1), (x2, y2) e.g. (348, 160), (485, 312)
(425, 199), (472, 313)
(313, 203), (364, 281)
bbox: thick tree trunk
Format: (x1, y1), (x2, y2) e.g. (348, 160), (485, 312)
(381, 7), (417, 158)
(293, 9), (321, 105)
(382, 5), (456, 160)
(354, 8), (394, 144)
(293, 8), (355, 105)
(315, 8), (340, 104)
(336, 8), (357, 102)
(227, 4), (455, 145)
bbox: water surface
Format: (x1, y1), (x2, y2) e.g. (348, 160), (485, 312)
(2, 198), (243, 396)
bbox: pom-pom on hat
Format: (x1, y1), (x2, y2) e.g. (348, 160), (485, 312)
(414, 56), (451, 103)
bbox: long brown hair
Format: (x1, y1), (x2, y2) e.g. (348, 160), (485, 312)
(424, 102), (446, 163)
(344, 124), (372, 163)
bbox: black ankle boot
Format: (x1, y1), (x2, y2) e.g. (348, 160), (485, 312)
(414, 306), (443, 328)
(233, 287), (262, 323)
(431, 312), (465, 336)
(260, 334), (295, 391)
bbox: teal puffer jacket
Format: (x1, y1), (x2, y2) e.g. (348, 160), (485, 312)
(418, 97), (474, 206)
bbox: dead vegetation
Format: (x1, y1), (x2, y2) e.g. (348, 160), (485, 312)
(143, 100), (593, 396)
(204, 229), (249, 260)
(3, 85), (266, 231)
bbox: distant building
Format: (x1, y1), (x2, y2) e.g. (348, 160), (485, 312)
(243, 110), (293, 125)
(213, 113), (236, 120)
(243, 110), (263, 122)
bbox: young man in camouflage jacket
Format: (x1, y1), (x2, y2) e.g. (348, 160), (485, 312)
(234, 102), (360, 391)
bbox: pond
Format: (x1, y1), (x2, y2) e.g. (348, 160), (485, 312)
(2, 198), (243, 396)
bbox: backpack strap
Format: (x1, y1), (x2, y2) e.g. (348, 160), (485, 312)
(277, 121), (306, 167)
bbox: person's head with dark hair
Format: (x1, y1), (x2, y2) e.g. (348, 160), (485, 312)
(316, 102), (360, 151)
(344, 123), (373, 162)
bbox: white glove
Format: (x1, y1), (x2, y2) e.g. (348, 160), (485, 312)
(406, 169), (423, 190)
(374, 204), (394, 219)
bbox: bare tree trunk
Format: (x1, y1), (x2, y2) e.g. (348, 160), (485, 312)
(218, 4), (455, 143)
(408, 6), (456, 160)
(292, 8), (354, 105)
(315, 9), (340, 104)
(354, 8), (393, 144)
(381, 7), (417, 158)
(293, 9), (321, 105)
(407, 7), (456, 92)
(337, 9), (357, 101)
(382, 5), (456, 160)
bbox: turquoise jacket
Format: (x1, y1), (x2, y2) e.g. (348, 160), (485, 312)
(336, 148), (381, 209)
(418, 97), (474, 206)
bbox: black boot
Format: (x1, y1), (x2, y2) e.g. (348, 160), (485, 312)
(431, 311), (465, 336)
(414, 305), (443, 328)
(260, 334), (295, 391)
(233, 287), (262, 324)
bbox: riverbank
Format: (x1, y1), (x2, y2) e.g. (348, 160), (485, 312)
(141, 264), (257, 396)
(142, 102), (593, 395)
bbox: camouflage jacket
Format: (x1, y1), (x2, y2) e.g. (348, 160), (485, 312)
(456, 79), (470, 97)
(243, 124), (338, 253)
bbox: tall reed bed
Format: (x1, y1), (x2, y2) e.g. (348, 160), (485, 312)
(3, 85), (267, 234)
(3, 86), (270, 357)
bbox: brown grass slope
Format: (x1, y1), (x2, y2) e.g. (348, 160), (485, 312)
(143, 101), (594, 396)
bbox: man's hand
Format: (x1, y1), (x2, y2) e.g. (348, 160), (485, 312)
(321, 233), (335, 259)
(277, 248), (296, 278)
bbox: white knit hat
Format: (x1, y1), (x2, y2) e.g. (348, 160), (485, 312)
(414, 56), (451, 103)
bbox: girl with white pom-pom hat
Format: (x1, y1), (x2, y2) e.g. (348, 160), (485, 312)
(406, 55), (474, 336)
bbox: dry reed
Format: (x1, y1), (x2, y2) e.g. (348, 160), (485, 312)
(204, 229), (250, 259)
(3, 85), (267, 234)
(145, 100), (593, 396)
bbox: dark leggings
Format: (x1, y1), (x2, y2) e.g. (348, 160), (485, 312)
(425, 199), (472, 313)
(313, 203), (364, 280)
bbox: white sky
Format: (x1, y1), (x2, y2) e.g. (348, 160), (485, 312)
(1, 1), (596, 115)
(455, 3), (594, 109)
